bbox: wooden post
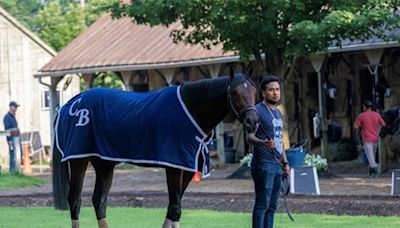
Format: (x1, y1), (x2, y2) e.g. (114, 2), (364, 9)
(364, 49), (384, 173)
(309, 54), (328, 158)
(49, 76), (69, 210)
(116, 71), (134, 91)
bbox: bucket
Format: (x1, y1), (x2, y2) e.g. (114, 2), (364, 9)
(286, 147), (305, 168)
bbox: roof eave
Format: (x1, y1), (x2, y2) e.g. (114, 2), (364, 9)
(327, 40), (400, 53)
(34, 55), (240, 78)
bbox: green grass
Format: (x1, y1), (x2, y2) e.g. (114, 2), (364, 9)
(0, 173), (45, 189)
(0, 207), (399, 228)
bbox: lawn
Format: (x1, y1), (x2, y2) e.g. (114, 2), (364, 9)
(0, 207), (399, 228)
(0, 173), (45, 189)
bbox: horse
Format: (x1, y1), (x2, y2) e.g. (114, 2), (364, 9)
(380, 106), (400, 138)
(53, 73), (259, 228)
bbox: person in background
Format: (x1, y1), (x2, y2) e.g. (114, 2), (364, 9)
(3, 101), (20, 173)
(247, 75), (290, 228)
(354, 100), (386, 178)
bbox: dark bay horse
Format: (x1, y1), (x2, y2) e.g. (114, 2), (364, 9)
(380, 106), (400, 138)
(53, 73), (259, 228)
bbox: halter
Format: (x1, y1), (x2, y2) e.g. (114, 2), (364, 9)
(226, 79), (257, 122)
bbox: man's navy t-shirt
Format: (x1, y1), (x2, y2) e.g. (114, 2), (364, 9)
(253, 102), (284, 162)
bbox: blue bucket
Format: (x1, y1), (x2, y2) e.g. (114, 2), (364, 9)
(286, 147), (305, 168)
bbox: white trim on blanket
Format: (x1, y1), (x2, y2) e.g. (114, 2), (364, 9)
(61, 153), (200, 173)
(55, 107), (65, 158)
(177, 85), (207, 138)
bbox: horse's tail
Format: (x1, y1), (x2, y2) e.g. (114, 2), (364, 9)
(52, 113), (70, 210)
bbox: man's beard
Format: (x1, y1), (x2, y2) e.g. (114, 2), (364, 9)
(265, 97), (279, 105)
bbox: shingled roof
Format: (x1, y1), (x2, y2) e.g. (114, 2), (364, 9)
(35, 14), (237, 77)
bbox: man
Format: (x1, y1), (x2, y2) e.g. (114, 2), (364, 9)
(354, 100), (385, 178)
(247, 75), (290, 228)
(3, 101), (20, 173)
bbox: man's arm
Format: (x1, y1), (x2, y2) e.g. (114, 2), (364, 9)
(379, 115), (386, 127)
(353, 115), (361, 129)
(247, 133), (274, 148)
(3, 114), (12, 130)
(281, 143), (290, 176)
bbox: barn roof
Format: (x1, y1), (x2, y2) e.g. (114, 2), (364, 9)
(35, 14), (237, 77)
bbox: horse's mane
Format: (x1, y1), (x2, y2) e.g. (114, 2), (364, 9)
(181, 74), (252, 102)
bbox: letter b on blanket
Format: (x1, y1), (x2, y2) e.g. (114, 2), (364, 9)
(68, 98), (90, 126)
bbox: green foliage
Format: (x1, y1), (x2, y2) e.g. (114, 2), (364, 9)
(84, 0), (117, 25)
(0, 0), (121, 89)
(37, 1), (86, 51)
(0, 173), (45, 189)
(80, 72), (124, 90)
(36, 0), (117, 51)
(0, 0), (43, 31)
(0, 0), (117, 52)
(112, 0), (400, 73)
(304, 154), (328, 172)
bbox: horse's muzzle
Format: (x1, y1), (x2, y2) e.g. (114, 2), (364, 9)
(244, 112), (259, 134)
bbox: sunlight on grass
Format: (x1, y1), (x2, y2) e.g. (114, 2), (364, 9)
(0, 173), (45, 189)
(0, 207), (399, 228)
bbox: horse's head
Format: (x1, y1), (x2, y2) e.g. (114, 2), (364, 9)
(380, 107), (400, 138)
(228, 73), (259, 133)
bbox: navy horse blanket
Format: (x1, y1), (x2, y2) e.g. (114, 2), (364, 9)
(56, 86), (211, 177)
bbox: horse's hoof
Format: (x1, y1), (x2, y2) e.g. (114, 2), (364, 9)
(71, 219), (79, 228)
(162, 218), (179, 228)
(171, 221), (180, 228)
(98, 218), (108, 228)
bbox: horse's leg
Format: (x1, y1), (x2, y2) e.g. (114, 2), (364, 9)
(162, 168), (194, 228)
(90, 158), (116, 228)
(68, 158), (89, 228)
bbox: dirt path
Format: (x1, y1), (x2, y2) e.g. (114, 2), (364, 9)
(1, 161), (400, 216)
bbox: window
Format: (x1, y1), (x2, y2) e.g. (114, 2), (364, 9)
(42, 90), (61, 110)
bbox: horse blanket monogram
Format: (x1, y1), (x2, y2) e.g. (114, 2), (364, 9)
(56, 86), (211, 177)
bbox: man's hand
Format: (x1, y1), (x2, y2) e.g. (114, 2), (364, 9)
(283, 164), (290, 177)
(264, 139), (275, 149)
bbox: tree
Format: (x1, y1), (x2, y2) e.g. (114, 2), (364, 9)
(37, 1), (86, 51)
(37, 0), (117, 52)
(0, 0), (43, 32)
(111, 0), (400, 151)
(111, 0), (399, 76)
